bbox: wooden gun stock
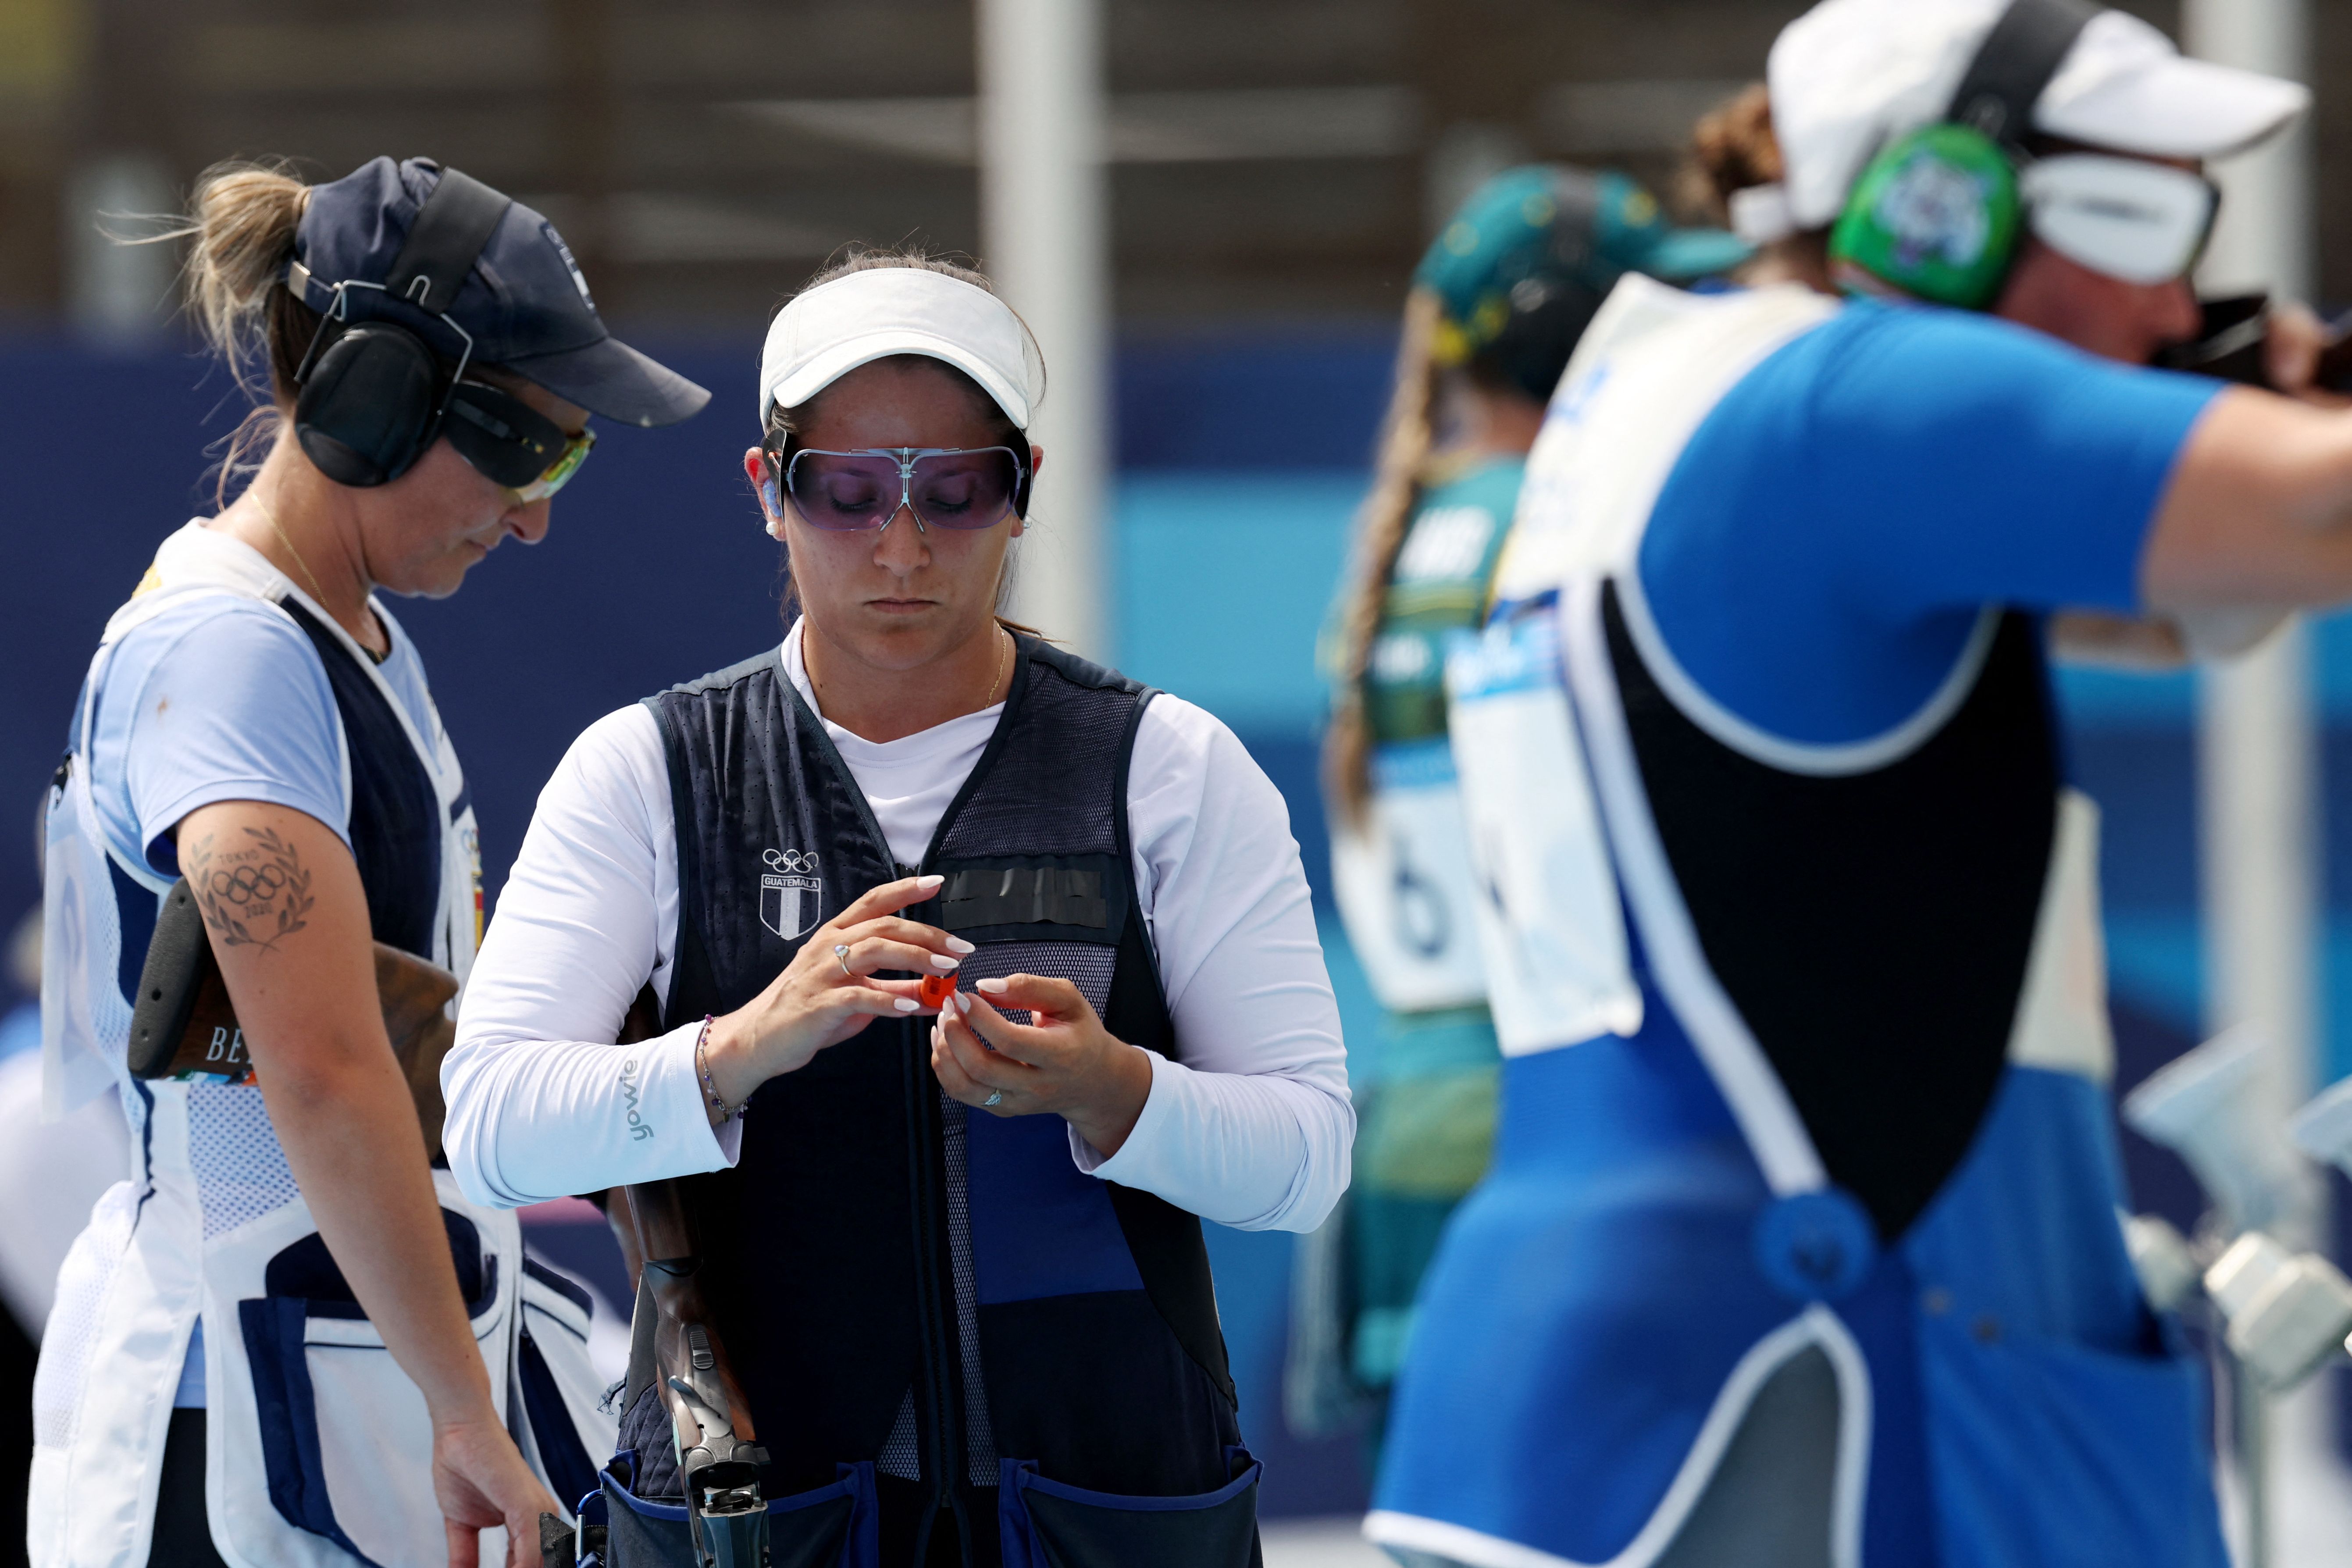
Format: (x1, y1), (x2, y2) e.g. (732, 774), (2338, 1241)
(127, 877), (463, 1156)
(608, 987), (766, 1552)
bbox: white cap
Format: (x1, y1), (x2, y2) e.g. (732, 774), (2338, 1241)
(1768, 0), (2310, 229)
(758, 266), (1042, 430)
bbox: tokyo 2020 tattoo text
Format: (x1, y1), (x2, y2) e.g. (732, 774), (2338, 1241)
(185, 826), (317, 952)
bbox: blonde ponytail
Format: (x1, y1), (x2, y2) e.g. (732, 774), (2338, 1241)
(172, 159), (315, 400)
(146, 160), (326, 502)
(1324, 288), (1443, 828)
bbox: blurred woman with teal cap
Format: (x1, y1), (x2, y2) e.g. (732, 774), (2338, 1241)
(1292, 167), (1746, 1458)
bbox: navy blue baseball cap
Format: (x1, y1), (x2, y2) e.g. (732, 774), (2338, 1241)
(289, 157), (708, 428)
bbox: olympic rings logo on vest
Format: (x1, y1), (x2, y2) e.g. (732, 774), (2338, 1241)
(759, 846), (823, 938)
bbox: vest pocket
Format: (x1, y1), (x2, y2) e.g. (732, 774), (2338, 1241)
(1917, 1311), (2228, 1567)
(236, 1213), (506, 1565)
(585, 1453), (879, 1568)
(238, 1296), (407, 1567)
(996, 1447), (1262, 1568)
(516, 1257), (616, 1519)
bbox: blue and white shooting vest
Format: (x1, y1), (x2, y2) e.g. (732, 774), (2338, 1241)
(34, 521), (611, 1568)
(1366, 280), (2226, 1568)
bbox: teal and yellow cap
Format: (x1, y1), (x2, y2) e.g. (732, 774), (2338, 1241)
(1415, 167), (1751, 364)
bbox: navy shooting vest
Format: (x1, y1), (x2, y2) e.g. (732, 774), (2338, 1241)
(276, 600), (443, 961)
(633, 636), (1251, 1567)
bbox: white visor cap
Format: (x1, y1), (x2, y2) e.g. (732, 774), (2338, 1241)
(759, 267), (1041, 430)
(1769, 0), (2309, 230)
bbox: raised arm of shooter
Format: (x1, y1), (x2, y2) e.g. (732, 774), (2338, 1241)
(176, 799), (558, 1568)
(2143, 388), (2352, 610)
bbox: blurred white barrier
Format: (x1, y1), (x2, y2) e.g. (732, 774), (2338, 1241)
(1261, 1518), (1391, 1568)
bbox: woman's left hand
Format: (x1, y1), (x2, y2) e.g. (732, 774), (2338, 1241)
(932, 976), (1154, 1158)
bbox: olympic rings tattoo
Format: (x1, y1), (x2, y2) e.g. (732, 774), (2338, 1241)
(183, 824), (316, 952)
(208, 862), (288, 905)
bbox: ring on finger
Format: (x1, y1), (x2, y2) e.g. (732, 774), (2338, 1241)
(833, 943), (853, 980)
(983, 1090), (1004, 1107)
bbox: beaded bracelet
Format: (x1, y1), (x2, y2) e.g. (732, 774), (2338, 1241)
(695, 1015), (743, 1123)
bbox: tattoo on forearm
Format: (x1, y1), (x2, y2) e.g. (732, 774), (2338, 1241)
(185, 827), (317, 952)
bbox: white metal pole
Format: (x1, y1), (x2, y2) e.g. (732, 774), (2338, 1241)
(2181, 6), (2324, 1564)
(976, 0), (1111, 661)
(2187, 0), (2317, 1148)
(65, 154), (176, 345)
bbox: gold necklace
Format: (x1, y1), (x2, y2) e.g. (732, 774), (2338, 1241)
(249, 488), (331, 609)
(986, 624), (1012, 705)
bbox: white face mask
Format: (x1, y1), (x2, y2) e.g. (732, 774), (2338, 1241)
(2019, 154), (2220, 287)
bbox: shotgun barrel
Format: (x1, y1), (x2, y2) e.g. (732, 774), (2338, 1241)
(609, 986), (768, 1568)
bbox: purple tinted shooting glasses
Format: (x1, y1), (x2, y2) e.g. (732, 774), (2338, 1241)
(773, 445), (1030, 533)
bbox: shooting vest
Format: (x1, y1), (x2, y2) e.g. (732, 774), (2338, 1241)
(1365, 280), (2228, 1568)
(607, 635), (1258, 1568)
(1297, 461), (1515, 1436)
(34, 521), (609, 1568)
(1328, 458), (1519, 1022)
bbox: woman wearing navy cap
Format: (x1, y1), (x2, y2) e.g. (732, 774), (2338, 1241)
(35, 157), (707, 1568)
(1300, 166), (1746, 1462)
(441, 250), (1354, 1567)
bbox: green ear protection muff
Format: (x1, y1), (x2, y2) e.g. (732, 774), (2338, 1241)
(1828, 0), (2099, 310)
(1830, 124), (2023, 310)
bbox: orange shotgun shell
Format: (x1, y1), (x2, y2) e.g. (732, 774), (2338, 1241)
(918, 973), (957, 1009)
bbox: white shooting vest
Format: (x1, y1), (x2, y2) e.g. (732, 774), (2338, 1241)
(32, 522), (610, 1568)
(1329, 742), (1490, 1014)
(1328, 474), (1523, 1018)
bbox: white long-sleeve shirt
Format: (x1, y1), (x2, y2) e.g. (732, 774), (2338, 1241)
(443, 624), (1353, 1231)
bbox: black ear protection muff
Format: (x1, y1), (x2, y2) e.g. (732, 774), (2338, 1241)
(292, 167), (515, 487)
(1827, 0), (2098, 310)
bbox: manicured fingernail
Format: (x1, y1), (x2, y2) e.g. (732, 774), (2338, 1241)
(894, 997), (919, 1012)
(976, 977), (1009, 994)
(953, 991), (972, 1014)
(931, 954), (959, 970)
(947, 937), (976, 954)
(916, 874), (944, 890)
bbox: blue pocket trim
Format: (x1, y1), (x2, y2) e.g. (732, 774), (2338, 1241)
(265, 1217), (499, 1320)
(1002, 1455), (1261, 1511)
(237, 1297), (387, 1568)
(998, 1447), (1262, 1568)
(526, 1255), (596, 1319)
(595, 1454), (879, 1567)
(518, 1328), (602, 1520)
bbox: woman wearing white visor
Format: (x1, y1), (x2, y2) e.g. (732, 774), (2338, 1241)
(1369, 1), (2352, 1566)
(440, 252), (1351, 1568)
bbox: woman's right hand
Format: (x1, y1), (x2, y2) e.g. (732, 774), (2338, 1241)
(700, 873), (970, 1115)
(431, 1409), (563, 1568)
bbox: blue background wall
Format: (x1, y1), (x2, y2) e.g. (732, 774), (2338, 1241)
(6, 331), (2345, 1513)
